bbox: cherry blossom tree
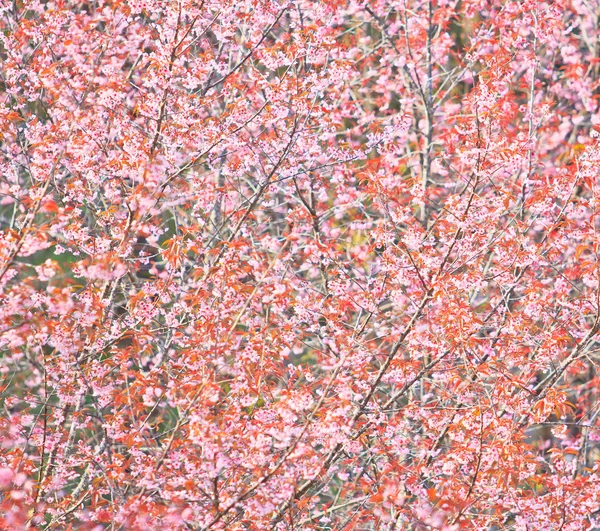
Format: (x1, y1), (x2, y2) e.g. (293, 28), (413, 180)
(2, 0), (600, 529)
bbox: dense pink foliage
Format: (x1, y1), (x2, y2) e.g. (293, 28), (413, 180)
(2, 0), (600, 529)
